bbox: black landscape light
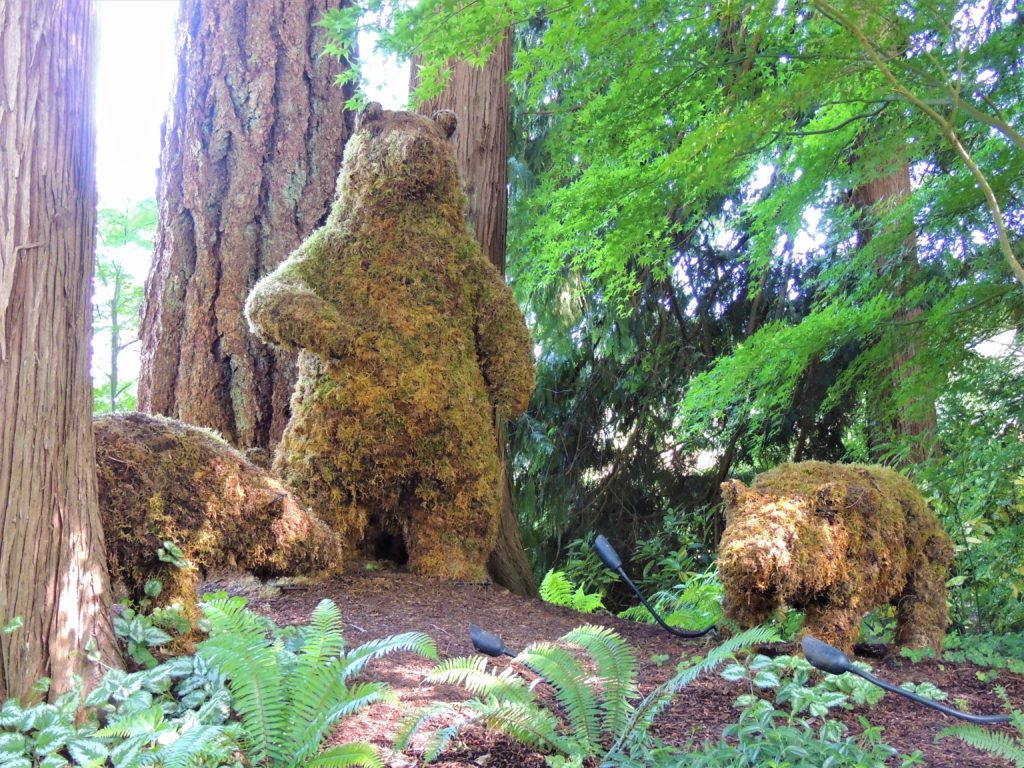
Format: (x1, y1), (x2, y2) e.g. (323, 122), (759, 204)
(594, 534), (715, 639)
(802, 635), (1010, 725)
(470, 623), (516, 658)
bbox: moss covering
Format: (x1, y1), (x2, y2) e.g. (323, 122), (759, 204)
(718, 461), (953, 653)
(95, 413), (342, 619)
(244, 105), (535, 581)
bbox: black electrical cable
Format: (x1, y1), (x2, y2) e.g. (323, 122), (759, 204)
(802, 635), (1010, 725)
(594, 534), (715, 639)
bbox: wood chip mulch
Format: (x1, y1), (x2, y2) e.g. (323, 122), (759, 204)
(232, 567), (1023, 767)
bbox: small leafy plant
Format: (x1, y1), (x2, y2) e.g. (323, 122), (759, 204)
(938, 690), (1024, 767)
(198, 594), (436, 768)
(400, 624), (778, 766)
(0, 595), (434, 768)
(539, 570), (606, 613)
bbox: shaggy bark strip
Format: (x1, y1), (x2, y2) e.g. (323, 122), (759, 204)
(139, 0), (355, 449)
(0, 0), (119, 700)
(412, 34), (539, 597)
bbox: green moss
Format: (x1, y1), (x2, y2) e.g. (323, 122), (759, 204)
(95, 413), (342, 621)
(244, 105), (535, 581)
(718, 461), (952, 653)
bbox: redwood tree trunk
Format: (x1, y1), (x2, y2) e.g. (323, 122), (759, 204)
(0, 0), (119, 700)
(139, 0), (355, 450)
(413, 33), (539, 598)
(853, 158), (939, 465)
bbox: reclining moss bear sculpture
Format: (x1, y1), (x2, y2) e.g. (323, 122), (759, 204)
(718, 461), (953, 653)
(245, 104), (534, 582)
(95, 413), (341, 621)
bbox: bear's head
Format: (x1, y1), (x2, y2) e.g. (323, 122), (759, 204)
(329, 103), (462, 223)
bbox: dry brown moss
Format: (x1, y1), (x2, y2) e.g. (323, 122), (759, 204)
(718, 461), (953, 653)
(95, 413), (342, 618)
(244, 105), (535, 581)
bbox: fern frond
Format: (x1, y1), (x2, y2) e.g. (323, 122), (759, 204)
(419, 711), (483, 763)
(326, 681), (397, 721)
(519, 643), (600, 752)
(197, 596), (287, 766)
(95, 704), (166, 738)
(562, 625), (638, 736)
(283, 662), (350, 767)
(305, 742), (384, 768)
(475, 698), (573, 755)
(570, 586), (605, 613)
(540, 571), (575, 607)
(141, 723), (237, 768)
(340, 632), (437, 682)
(605, 625), (781, 758)
(302, 599), (346, 665)
(393, 704), (449, 753)
(938, 725), (1024, 767)
(426, 656), (534, 705)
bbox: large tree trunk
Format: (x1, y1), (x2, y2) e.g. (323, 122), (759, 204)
(412, 33), (539, 598)
(139, 0), (355, 450)
(853, 158), (939, 465)
(0, 0), (119, 700)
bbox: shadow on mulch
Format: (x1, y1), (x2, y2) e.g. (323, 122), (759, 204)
(230, 567), (1021, 767)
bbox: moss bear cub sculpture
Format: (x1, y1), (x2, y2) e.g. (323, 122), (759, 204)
(245, 104), (535, 582)
(718, 462), (953, 653)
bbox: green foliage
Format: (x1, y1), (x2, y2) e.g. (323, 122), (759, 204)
(617, 569), (723, 632)
(197, 595), (435, 768)
(539, 570), (605, 613)
(942, 632), (1024, 676)
(93, 199), (153, 414)
(614, 649), (923, 767)
(621, 701), (923, 767)
(401, 624), (778, 765)
(938, 691), (1024, 768)
(0, 655), (240, 768)
(916, 351), (1024, 633)
(350, 0), (1024, 602)
(0, 596), (432, 768)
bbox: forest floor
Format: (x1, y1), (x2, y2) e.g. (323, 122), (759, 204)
(222, 567), (1023, 767)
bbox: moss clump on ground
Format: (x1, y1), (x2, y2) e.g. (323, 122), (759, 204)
(244, 104), (535, 582)
(718, 461), (953, 653)
(95, 413), (342, 618)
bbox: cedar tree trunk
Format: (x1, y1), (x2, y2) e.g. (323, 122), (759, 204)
(852, 158), (939, 464)
(0, 0), (119, 700)
(139, 0), (355, 450)
(413, 33), (539, 597)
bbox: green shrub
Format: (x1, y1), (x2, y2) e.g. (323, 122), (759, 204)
(617, 569), (722, 631)
(539, 570), (606, 613)
(0, 596), (435, 768)
(399, 624), (778, 765)
(613, 650), (924, 767)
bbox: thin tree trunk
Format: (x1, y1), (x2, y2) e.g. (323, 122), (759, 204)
(139, 0), (355, 450)
(412, 33), (539, 597)
(0, 0), (119, 700)
(110, 273), (121, 412)
(852, 158), (939, 464)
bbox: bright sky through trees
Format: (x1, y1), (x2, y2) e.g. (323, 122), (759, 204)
(95, 0), (407, 216)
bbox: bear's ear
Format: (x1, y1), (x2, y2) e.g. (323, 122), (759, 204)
(721, 479), (747, 509)
(358, 102), (384, 131)
(433, 109), (457, 138)
(814, 482), (846, 522)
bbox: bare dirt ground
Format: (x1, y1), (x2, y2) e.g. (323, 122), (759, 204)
(229, 567), (1023, 767)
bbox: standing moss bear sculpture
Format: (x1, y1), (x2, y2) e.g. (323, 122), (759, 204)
(245, 104), (535, 582)
(718, 461), (953, 653)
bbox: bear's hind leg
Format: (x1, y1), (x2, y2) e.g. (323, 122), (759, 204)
(404, 461), (500, 583)
(893, 543), (950, 652)
(801, 603), (863, 655)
